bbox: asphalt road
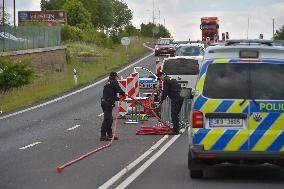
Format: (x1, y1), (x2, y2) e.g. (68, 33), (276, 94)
(0, 45), (284, 189)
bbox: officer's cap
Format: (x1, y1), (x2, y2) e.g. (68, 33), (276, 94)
(109, 72), (119, 79)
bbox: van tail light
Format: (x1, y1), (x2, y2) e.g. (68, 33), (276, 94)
(192, 110), (204, 128)
(197, 155), (217, 159)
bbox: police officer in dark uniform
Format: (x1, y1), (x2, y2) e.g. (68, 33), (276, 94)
(100, 72), (126, 141)
(157, 72), (183, 134)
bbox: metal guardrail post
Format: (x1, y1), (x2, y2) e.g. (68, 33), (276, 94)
(161, 97), (191, 128)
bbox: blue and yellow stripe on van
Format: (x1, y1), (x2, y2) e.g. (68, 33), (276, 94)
(192, 109), (284, 152)
(191, 59), (284, 152)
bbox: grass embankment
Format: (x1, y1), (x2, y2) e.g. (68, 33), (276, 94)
(0, 37), (153, 113)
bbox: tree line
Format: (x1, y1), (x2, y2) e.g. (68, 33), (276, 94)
(40, 0), (171, 44)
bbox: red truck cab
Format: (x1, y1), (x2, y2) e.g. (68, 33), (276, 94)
(200, 17), (219, 42)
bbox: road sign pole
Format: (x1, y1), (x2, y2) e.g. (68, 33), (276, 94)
(121, 37), (130, 59)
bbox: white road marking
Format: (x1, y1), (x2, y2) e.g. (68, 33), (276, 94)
(98, 135), (169, 189)
(116, 129), (185, 189)
(67, 125), (81, 131)
(98, 113), (104, 117)
(19, 142), (42, 150)
(0, 45), (154, 120)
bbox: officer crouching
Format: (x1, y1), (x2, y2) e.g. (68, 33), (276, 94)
(157, 72), (184, 135)
(100, 72), (126, 141)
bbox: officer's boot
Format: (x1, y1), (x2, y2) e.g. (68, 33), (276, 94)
(100, 132), (111, 141)
(107, 130), (118, 140)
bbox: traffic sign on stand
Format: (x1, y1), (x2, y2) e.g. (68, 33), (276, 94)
(152, 27), (160, 36)
(121, 37), (131, 54)
(121, 37), (130, 46)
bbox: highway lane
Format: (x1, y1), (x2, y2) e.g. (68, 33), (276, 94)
(120, 132), (284, 189)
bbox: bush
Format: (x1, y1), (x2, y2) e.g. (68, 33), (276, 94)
(61, 25), (113, 48)
(0, 58), (34, 93)
(61, 24), (83, 42)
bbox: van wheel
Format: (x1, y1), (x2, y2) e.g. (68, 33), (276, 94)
(190, 170), (203, 179)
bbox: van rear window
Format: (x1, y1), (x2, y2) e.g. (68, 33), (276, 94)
(163, 59), (199, 75)
(203, 63), (284, 100)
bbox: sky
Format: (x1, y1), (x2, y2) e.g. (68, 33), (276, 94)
(2, 0), (284, 41)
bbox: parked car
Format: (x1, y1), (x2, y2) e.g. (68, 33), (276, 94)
(155, 38), (175, 56)
(0, 32), (29, 42)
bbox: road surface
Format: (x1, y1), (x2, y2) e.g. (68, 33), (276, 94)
(0, 45), (283, 189)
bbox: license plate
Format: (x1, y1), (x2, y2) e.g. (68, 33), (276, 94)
(208, 118), (243, 128)
(162, 50), (168, 53)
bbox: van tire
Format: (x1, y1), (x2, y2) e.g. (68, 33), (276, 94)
(190, 170), (203, 179)
(188, 149), (204, 179)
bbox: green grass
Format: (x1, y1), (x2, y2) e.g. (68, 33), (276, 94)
(0, 37), (154, 113)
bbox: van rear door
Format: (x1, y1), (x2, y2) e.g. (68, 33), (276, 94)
(163, 58), (199, 88)
(248, 63), (284, 152)
(195, 62), (250, 151)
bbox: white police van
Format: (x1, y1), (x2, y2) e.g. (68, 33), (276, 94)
(188, 40), (284, 179)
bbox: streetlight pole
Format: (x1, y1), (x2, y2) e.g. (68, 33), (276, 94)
(272, 18), (275, 40)
(152, 0), (154, 24)
(2, 0), (4, 27)
(13, 0), (15, 27)
(246, 15), (250, 40)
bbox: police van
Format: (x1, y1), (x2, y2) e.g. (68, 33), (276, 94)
(134, 67), (158, 89)
(188, 40), (284, 178)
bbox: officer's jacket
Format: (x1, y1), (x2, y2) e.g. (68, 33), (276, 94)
(160, 76), (181, 102)
(103, 79), (125, 104)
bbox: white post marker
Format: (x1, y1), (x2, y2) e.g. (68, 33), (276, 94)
(0, 68), (3, 114)
(73, 68), (78, 85)
(121, 37), (130, 55)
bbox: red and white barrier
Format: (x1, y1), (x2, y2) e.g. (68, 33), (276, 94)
(119, 72), (141, 116)
(127, 76), (136, 107)
(155, 58), (162, 74)
(155, 58), (163, 90)
(118, 79), (128, 116)
(130, 72), (140, 98)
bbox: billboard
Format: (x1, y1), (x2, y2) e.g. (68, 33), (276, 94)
(18, 11), (66, 26)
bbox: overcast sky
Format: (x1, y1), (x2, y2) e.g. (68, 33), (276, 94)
(2, 0), (284, 40)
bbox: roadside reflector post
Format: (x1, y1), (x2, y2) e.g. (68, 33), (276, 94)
(73, 68), (78, 85)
